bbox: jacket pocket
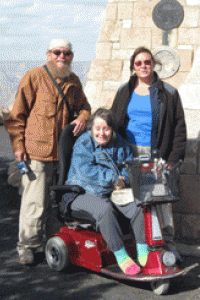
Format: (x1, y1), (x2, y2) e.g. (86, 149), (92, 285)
(34, 99), (57, 118)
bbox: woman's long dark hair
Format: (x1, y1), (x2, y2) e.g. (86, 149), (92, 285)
(130, 46), (160, 72)
(86, 108), (117, 134)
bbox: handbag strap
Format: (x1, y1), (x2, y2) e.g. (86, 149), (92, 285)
(43, 64), (74, 120)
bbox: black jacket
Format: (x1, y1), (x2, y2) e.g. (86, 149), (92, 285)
(111, 72), (187, 164)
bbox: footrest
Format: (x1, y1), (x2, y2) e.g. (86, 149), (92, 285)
(137, 196), (178, 207)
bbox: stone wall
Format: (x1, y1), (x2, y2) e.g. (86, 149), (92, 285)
(85, 0), (200, 243)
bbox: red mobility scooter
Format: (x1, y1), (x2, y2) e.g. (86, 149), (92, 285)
(45, 125), (193, 295)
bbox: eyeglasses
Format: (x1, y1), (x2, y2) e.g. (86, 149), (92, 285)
(51, 50), (73, 56)
(134, 60), (152, 67)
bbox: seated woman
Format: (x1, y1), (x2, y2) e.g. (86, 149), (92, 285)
(66, 108), (149, 275)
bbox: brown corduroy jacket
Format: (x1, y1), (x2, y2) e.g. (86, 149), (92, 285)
(4, 65), (91, 161)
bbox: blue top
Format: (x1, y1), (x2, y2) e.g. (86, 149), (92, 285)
(126, 92), (151, 146)
(66, 131), (134, 196)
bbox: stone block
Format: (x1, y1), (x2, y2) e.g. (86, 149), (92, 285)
(183, 108), (200, 139)
(105, 3), (118, 21)
(84, 81), (103, 112)
(178, 28), (200, 45)
(110, 21), (122, 42)
(123, 20), (132, 29)
(152, 28), (163, 49)
(95, 43), (112, 60)
(186, 0), (200, 5)
(100, 90), (117, 109)
(181, 7), (200, 28)
(178, 45), (193, 50)
(173, 213), (182, 240)
(112, 49), (134, 60)
(184, 49), (200, 85)
(113, 43), (120, 50)
(168, 29), (178, 49)
(179, 84), (200, 110)
(194, 44), (200, 55)
(98, 20), (119, 42)
(88, 60), (123, 81)
(121, 28), (152, 49)
(163, 72), (188, 90)
(122, 60), (131, 83)
(181, 214), (200, 241)
(181, 138), (200, 175)
(178, 49), (193, 72)
(118, 3), (134, 20)
(103, 81), (122, 91)
(133, 2), (155, 28)
(173, 175), (200, 214)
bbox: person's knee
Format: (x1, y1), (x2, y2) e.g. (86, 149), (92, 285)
(98, 202), (116, 222)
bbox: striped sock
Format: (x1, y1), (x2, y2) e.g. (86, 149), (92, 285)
(137, 243), (149, 267)
(114, 247), (141, 275)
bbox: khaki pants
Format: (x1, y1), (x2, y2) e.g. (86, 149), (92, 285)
(17, 160), (57, 255)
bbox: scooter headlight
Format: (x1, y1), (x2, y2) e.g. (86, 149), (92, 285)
(162, 251), (176, 267)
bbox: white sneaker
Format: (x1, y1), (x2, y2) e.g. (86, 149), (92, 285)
(19, 249), (34, 265)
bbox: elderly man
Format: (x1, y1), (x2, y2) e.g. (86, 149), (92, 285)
(4, 38), (91, 265)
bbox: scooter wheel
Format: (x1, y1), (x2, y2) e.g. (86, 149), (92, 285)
(45, 236), (69, 271)
(150, 279), (170, 295)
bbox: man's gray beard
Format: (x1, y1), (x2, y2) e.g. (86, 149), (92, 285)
(46, 60), (72, 78)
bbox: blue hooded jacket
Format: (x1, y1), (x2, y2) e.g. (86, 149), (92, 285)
(66, 131), (133, 196)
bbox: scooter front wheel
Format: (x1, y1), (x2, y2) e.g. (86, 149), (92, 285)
(45, 236), (69, 271)
(150, 279), (170, 295)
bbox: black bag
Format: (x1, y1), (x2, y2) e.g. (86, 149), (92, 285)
(165, 166), (180, 198)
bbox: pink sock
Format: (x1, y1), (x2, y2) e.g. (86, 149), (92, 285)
(125, 263), (141, 275)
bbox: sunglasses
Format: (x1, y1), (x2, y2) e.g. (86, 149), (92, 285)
(134, 60), (152, 67)
(51, 50), (73, 56)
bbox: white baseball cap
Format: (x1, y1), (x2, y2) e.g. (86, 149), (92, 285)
(48, 39), (72, 51)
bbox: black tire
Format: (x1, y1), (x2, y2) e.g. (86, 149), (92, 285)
(45, 236), (69, 271)
(150, 279), (170, 295)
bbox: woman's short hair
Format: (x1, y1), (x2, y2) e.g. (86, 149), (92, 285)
(87, 108), (116, 132)
(130, 47), (157, 72)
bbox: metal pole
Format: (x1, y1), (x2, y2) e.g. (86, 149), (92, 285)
(162, 31), (169, 45)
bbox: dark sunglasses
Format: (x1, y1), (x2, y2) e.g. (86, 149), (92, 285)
(134, 60), (152, 67)
(51, 50), (73, 56)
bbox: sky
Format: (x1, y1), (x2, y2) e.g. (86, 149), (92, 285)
(0, 0), (107, 61)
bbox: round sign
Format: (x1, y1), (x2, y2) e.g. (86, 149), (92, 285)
(153, 46), (180, 79)
(152, 0), (184, 31)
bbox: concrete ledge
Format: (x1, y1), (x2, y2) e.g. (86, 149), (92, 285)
(177, 243), (200, 257)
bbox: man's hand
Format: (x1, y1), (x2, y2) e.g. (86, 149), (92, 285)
(15, 150), (27, 162)
(70, 118), (86, 136)
(114, 176), (126, 190)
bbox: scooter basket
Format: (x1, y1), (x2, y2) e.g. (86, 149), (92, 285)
(127, 159), (179, 207)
